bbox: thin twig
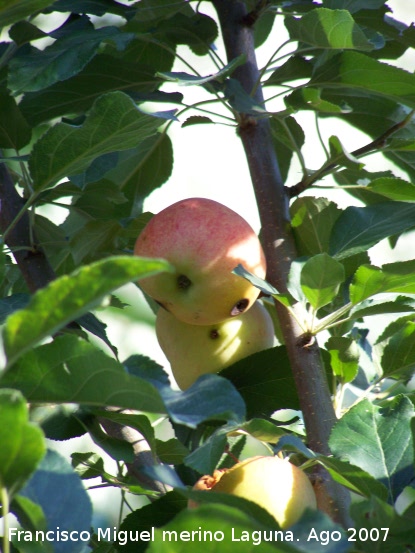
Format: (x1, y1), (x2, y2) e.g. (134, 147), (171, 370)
(288, 109), (415, 198)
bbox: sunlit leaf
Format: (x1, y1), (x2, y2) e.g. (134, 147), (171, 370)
(325, 336), (359, 384)
(310, 51), (415, 108)
(291, 197), (341, 257)
(285, 8), (377, 51)
(381, 321), (415, 382)
(316, 455), (388, 500)
(350, 260), (415, 303)
(300, 253), (345, 310)
(329, 202), (415, 260)
(29, 91), (164, 191)
(2, 255), (172, 365)
(0, 389), (45, 496)
(330, 395), (415, 502)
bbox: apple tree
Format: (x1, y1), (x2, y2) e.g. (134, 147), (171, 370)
(1, 0), (415, 552)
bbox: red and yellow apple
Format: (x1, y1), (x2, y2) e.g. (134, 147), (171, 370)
(156, 300), (274, 390)
(134, 198), (266, 325)
(190, 455), (317, 529)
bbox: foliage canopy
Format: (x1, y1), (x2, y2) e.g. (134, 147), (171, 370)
(1, 1), (415, 552)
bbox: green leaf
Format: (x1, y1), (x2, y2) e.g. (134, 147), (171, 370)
(375, 315), (415, 346)
(301, 89), (349, 113)
(184, 431), (228, 475)
(0, 389), (45, 497)
(11, 494), (48, 537)
(328, 135), (364, 169)
(324, 0), (386, 12)
(329, 395), (415, 502)
(351, 495), (415, 553)
(233, 264), (295, 309)
(181, 115), (213, 127)
(128, 0), (190, 21)
(380, 321), (415, 382)
(300, 253), (345, 310)
(0, 0), (55, 28)
(270, 115), (305, 182)
(8, 26), (130, 93)
(222, 78), (268, 115)
(20, 55), (163, 126)
(2, 255), (172, 366)
(329, 201), (415, 260)
(96, 411), (156, 453)
(156, 12), (218, 57)
(155, 438), (189, 465)
(0, 93), (31, 149)
(148, 504), (282, 553)
(36, 404), (89, 441)
(29, 91), (165, 191)
(106, 133), (174, 208)
(221, 347), (300, 419)
(157, 55), (246, 87)
(18, 449), (92, 553)
(349, 296), (415, 320)
(147, 503), (350, 553)
(310, 51), (415, 109)
(0, 293), (29, 324)
(239, 418), (285, 444)
(285, 8), (377, 51)
(366, 176), (415, 202)
(71, 452), (106, 480)
(8, 20), (48, 45)
(325, 337), (359, 384)
(317, 455), (388, 500)
(69, 220), (123, 264)
(266, 57), (313, 87)
(1, 336), (167, 414)
(232, 263), (279, 296)
(118, 491), (187, 553)
(1, 337), (246, 427)
(290, 197), (341, 257)
(350, 260), (415, 304)
(163, 374), (246, 428)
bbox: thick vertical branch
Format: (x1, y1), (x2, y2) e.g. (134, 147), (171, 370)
(212, 0), (351, 525)
(0, 163), (56, 291)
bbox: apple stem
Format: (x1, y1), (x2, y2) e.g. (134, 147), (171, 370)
(211, 0), (352, 527)
(224, 445), (241, 464)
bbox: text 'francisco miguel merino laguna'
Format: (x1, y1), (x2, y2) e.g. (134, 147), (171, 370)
(10, 527), (314, 547)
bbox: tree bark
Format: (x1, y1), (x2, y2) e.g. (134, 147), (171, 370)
(0, 162), (56, 292)
(212, 0), (352, 526)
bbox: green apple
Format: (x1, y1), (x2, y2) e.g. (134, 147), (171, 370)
(134, 197), (266, 325)
(191, 455), (317, 529)
(156, 300), (275, 390)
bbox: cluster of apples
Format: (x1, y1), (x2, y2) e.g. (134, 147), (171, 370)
(134, 198), (317, 526)
(134, 197), (275, 390)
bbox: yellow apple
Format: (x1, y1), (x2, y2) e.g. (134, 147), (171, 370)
(156, 300), (275, 390)
(191, 456), (317, 529)
(134, 197), (266, 325)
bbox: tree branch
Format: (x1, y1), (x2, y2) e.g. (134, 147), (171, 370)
(0, 162), (56, 292)
(0, 160), (165, 495)
(212, 0), (351, 525)
(288, 109), (415, 198)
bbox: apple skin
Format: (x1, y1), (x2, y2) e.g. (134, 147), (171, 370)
(134, 198), (266, 325)
(191, 456), (317, 529)
(156, 300), (275, 390)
